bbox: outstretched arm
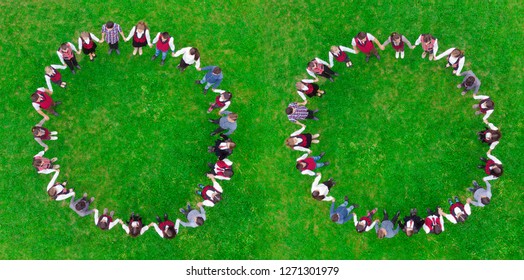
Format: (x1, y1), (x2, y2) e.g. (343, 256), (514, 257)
(46, 170), (60, 191)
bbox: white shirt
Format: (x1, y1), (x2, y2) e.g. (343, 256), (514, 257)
(311, 174), (333, 201)
(486, 123), (499, 150)
(202, 180), (224, 207)
(473, 95), (494, 121)
(211, 89), (231, 113)
(174, 47), (201, 69)
(93, 209), (121, 230)
(434, 48), (465, 75)
(306, 57), (330, 79)
(353, 214), (377, 232)
(56, 42), (78, 65)
(444, 203), (471, 224)
(152, 33), (175, 52)
(152, 219), (180, 238)
(77, 33), (100, 51)
(125, 26), (151, 45)
(45, 64), (67, 92)
(121, 223), (150, 235)
(423, 215), (445, 234)
(289, 126), (311, 153)
(296, 79), (316, 101)
(296, 153), (315, 176)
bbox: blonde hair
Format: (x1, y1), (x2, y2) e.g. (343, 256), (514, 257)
(80, 31), (90, 38)
(451, 48), (464, 57)
(136, 21), (149, 31)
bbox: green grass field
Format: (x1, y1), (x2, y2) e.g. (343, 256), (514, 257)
(0, 0), (523, 260)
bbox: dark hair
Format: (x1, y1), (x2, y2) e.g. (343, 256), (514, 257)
(423, 34), (434, 43)
(491, 165), (503, 177)
(451, 48), (464, 57)
(222, 92), (232, 100)
(214, 193), (222, 202)
(307, 61), (315, 68)
(285, 107), (293, 115)
(356, 223), (366, 233)
(98, 221), (109, 230)
(212, 67), (222, 75)
(190, 47), (200, 60)
(331, 214), (339, 223)
(106, 21), (114, 29)
(75, 200), (87, 211)
(164, 227), (176, 239)
(465, 76), (475, 87)
(228, 113), (238, 121)
(491, 131), (501, 141)
(161, 32), (170, 39)
(47, 187), (57, 199)
(31, 92), (40, 102)
(312, 191), (323, 201)
(485, 100), (494, 108)
(296, 162), (304, 170)
(481, 197), (491, 205)
(223, 169), (234, 178)
(357, 32), (366, 39)
(32, 126), (43, 137)
(433, 224), (442, 235)
(196, 217), (205, 226)
(60, 43), (69, 50)
(391, 32), (400, 41)
(130, 226), (141, 237)
(33, 158), (43, 168)
(456, 215), (467, 223)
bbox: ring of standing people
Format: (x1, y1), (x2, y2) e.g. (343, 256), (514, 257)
(31, 20), (237, 239)
(286, 31), (502, 238)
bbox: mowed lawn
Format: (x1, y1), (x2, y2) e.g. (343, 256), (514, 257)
(0, 0), (522, 259)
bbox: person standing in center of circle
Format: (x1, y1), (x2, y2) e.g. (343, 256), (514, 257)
(151, 31), (175, 65)
(125, 21), (152, 56)
(196, 65), (223, 95)
(100, 21), (125, 55)
(351, 31), (384, 62)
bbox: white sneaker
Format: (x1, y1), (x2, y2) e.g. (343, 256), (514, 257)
(395, 52), (399, 59)
(401, 51), (405, 59)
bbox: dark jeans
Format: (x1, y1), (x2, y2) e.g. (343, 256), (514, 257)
(64, 56), (79, 71)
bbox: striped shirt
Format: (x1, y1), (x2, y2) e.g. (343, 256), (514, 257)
(102, 23), (122, 44)
(287, 102), (309, 123)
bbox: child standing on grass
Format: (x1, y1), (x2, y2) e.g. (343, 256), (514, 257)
(46, 169), (74, 201)
(44, 65), (67, 91)
(286, 101), (319, 123)
(398, 208), (425, 237)
(101, 21), (125, 55)
(120, 213), (150, 237)
(151, 32), (175, 65)
(196, 174), (223, 207)
(207, 88), (232, 114)
(478, 123), (501, 152)
(311, 173), (335, 202)
(375, 209), (401, 239)
(351, 32), (385, 62)
(468, 180), (492, 207)
(295, 78), (325, 100)
(207, 159), (234, 180)
(78, 31), (100, 61)
(125, 21), (152, 56)
(296, 152), (329, 176)
(472, 94), (494, 124)
(353, 208), (378, 233)
(285, 121), (319, 154)
(174, 47), (201, 72)
(196, 66), (223, 95)
(208, 134), (236, 160)
(423, 207), (445, 235)
(151, 214), (180, 239)
(435, 47), (466, 75)
(208, 111), (237, 136)
(382, 32), (414, 59)
(478, 150), (503, 181)
(330, 196), (358, 224)
(31, 87), (61, 120)
(442, 197), (472, 224)
(33, 150), (59, 174)
(414, 34), (439, 60)
(328, 45), (355, 68)
(94, 208), (121, 230)
(57, 42), (80, 74)
(306, 57), (338, 82)
(457, 70), (481, 96)
(180, 202), (206, 228)
(69, 193), (95, 217)
(32, 118), (58, 152)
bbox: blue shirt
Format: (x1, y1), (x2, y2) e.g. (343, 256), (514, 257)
(202, 66), (223, 88)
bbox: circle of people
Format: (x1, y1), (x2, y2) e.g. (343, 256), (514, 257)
(31, 20), (238, 239)
(285, 32), (502, 238)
